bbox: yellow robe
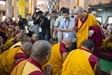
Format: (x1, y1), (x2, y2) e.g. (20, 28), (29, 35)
(11, 60), (42, 75)
(76, 14), (100, 48)
(3, 38), (15, 51)
(46, 43), (63, 75)
(10, 41), (22, 49)
(0, 47), (26, 75)
(61, 49), (95, 75)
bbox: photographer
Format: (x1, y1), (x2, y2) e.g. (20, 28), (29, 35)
(39, 15), (50, 40)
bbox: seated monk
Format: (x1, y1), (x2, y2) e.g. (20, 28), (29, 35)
(99, 30), (112, 51)
(44, 37), (72, 75)
(10, 26), (20, 38)
(19, 29), (26, 37)
(8, 25), (13, 39)
(62, 39), (100, 75)
(29, 34), (39, 44)
(0, 36), (4, 54)
(10, 40), (51, 75)
(0, 42), (33, 75)
(49, 38), (58, 47)
(10, 35), (30, 49)
(3, 34), (22, 51)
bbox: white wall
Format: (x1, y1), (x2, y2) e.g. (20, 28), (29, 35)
(96, 8), (112, 24)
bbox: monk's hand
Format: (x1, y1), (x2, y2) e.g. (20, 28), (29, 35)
(88, 30), (94, 37)
(44, 64), (52, 75)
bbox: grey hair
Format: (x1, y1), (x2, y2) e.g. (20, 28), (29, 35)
(76, 6), (84, 12)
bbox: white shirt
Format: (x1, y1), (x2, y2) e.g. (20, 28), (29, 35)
(55, 16), (64, 27)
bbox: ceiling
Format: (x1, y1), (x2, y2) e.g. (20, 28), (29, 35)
(88, 2), (112, 11)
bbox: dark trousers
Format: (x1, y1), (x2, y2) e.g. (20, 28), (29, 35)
(68, 42), (77, 52)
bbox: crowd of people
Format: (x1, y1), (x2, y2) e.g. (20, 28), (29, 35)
(0, 6), (112, 75)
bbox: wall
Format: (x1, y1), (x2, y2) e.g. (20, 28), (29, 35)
(96, 8), (112, 24)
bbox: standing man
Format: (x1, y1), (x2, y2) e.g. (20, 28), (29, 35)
(59, 8), (76, 52)
(57, 6), (102, 57)
(54, 7), (66, 42)
(50, 10), (57, 38)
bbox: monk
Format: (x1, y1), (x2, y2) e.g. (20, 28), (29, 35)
(29, 34), (39, 44)
(10, 40), (51, 75)
(10, 26), (20, 38)
(57, 6), (102, 57)
(3, 34), (22, 51)
(10, 35), (30, 49)
(62, 40), (100, 75)
(0, 36), (4, 54)
(44, 37), (72, 75)
(0, 42), (33, 75)
(19, 29), (26, 37)
(49, 38), (58, 47)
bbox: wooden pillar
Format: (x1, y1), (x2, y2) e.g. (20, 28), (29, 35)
(79, 0), (89, 11)
(0, 12), (3, 21)
(6, 0), (14, 18)
(31, 0), (37, 16)
(14, 0), (18, 22)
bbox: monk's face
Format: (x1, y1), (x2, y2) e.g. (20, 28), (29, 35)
(75, 9), (84, 19)
(33, 36), (39, 41)
(66, 42), (72, 49)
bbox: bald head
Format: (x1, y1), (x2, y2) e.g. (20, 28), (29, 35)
(82, 39), (94, 51)
(15, 26), (20, 32)
(22, 42), (33, 50)
(31, 40), (51, 59)
(75, 6), (85, 19)
(22, 42), (33, 58)
(19, 29), (26, 36)
(15, 34), (22, 42)
(32, 34), (38, 42)
(63, 37), (72, 49)
(21, 35), (30, 44)
(75, 6), (84, 12)
(91, 11), (97, 17)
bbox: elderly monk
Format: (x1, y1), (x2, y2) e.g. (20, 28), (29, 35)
(19, 29), (26, 37)
(10, 35), (30, 49)
(44, 37), (72, 75)
(10, 26), (20, 38)
(49, 38), (57, 47)
(57, 6), (102, 57)
(0, 42), (33, 75)
(3, 34), (22, 51)
(30, 34), (39, 44)
(11, 40), (51, 75)
(62, 40), (100, 75)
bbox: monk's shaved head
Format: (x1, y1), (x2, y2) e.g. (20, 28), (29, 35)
(32, 34), (38, 37)
(32, 40), (51, 59)
(15, 34), (22, 41)
(91, 11), (97, 17)
(31, 34), (38, 41)
(63, 37), (72, 49)
(22, 42), (33, 50)
(21, 35), (30, 43)
(22, 42), (33, 58)
(75, 6), (85, 19)
(75, 6), (84, 12)
(82, 39), (94, 51)
(63, 37), (72, 44)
